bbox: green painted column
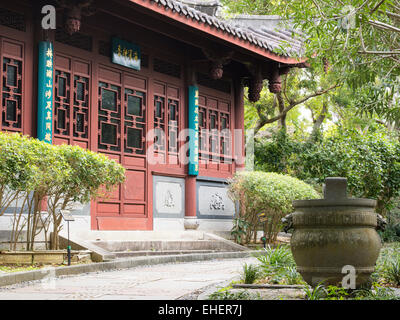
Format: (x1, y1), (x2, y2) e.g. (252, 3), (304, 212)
(37, 41), (54, 143)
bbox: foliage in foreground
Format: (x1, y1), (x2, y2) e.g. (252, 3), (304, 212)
(207, 289), (261, 300)
(0, 132), (126, 250)
(228, 171), (319, 244)
(208, 243), (400, 300)
(242, 263), (262, 284)
(255, 245), (304, 285)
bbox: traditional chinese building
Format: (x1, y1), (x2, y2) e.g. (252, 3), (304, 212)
(0, 0), (305, 233)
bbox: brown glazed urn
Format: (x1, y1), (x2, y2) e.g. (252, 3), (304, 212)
(290, 177), (382, 288)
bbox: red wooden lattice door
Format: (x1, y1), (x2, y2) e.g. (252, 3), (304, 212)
(53, 53), (91, 149)
(198, 93), (233, 177)
(94, 66), (150, 230)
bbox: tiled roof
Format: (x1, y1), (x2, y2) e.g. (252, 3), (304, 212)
(230, 15), (305, 56)
(146, 0), (303, 58)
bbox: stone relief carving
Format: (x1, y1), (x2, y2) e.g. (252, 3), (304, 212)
(198, 186), (234, 216)
(155, 180), (183, 215)
(209, 192), (224, 211)
(164, 190), (175, 208)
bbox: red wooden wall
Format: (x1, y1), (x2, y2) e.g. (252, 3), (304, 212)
(0, 1), (240, 230)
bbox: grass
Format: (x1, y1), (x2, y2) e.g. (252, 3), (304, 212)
(373, 242), (400, 287)
(207, 289), (261, 300)
(242, 263), (262, 284)
(253, 244), (305, 286)
(0, 260), (93, 273)
(0, 265), (43, 273)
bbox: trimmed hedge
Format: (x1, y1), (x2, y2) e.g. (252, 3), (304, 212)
(228, 171), (320, 244)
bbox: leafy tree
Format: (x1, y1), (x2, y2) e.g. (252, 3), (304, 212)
(269, 0), (400, 125)
(222, 0), (341, 136)
(221, 0), (272, 15)
(255, 125), (400, 216)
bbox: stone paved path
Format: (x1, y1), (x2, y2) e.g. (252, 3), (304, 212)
(0, 257), (258, 300)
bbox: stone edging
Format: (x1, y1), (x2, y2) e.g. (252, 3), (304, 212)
(232, 283), (305, 289)
(0, 250), (263, 287)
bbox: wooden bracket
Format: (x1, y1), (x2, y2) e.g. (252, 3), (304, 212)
(56, 0), (96, 35)
(201, 48), (234, 80)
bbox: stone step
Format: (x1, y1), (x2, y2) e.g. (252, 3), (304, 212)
(91, 240), (239, 252)
(113, 249), (226, 258)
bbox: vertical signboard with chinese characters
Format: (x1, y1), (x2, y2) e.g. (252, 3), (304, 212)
(188, 86), (199, 176)
(111, 37), (141, 71)
(37, 41), (54, 144)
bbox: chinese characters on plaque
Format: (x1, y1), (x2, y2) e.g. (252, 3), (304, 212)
(37, 41), (54, 144)
(111, 37), (141, 71)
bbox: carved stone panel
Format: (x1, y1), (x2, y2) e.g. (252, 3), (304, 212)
(153, 176), (185, 218)
(197, 183), (235, 218)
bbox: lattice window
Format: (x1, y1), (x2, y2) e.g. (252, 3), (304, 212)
(198, 96), (231, 163)
(2, 57), (22, 131)
(98, 82), (121, 152)
(124, 88), (146, 155)
(153, 58), (181, 78)
(73, 76), (89, 139)
(209, 109), (219, 157)
(54, 68), (90, 141)
(168, 99), (179, 154)
(0, 8), (25, 31)
(199, 107), (208, 156)
(54, 71), (71, 136)
(220, 112), (230, 156)
(98, 40), (110, 57)
(197, 72), (231, 94)
(55, 29), (93, 52)
(153, 95), (165, 152)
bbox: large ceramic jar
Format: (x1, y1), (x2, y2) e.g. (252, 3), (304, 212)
(290, 177), (382, 288)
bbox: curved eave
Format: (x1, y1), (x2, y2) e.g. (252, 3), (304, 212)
(129, 0), (306, 65)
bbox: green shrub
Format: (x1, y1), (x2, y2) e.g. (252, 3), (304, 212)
(47, 144), (126, 249)
(0, 132), (125, 250)
(228, 171), (319, 244)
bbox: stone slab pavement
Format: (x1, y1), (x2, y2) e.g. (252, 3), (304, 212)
(0, 257), (258, 300)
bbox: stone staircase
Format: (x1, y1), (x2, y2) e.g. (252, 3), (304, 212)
(58, 230), (249, 261)
(93, 239), (242, 258)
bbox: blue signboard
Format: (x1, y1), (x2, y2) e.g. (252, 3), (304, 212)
(37, 41), (54, 144)
(188, 86), (199, 176)
(111, 37), (141, 71)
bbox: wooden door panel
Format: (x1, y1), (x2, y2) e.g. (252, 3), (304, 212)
(94, 66), (150, 230)
(124, 170), (146, 202)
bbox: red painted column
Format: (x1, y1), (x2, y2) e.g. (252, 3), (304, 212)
(185, 176), (197, 217)
(234, 78), (245, 172)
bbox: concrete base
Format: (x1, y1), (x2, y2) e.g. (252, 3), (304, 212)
(184, 217), (199, 230)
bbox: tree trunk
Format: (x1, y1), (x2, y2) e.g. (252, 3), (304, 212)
(309, 100), (328, 140)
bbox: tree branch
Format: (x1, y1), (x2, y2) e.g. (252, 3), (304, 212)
(368, 19), (400, 33)
(370, 0), (386, 14)
(255, 82), (340, 130)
